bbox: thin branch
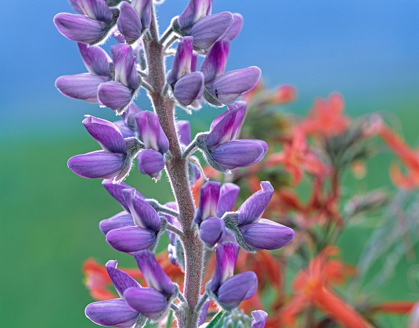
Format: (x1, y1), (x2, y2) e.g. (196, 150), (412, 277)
(166, 223), (186, 239)
(170, 303), (180, 313)
(163, 35), (178, 51)
(181, 140), (198, 159)
(178, 292), (188, 304)
(147, 199), (180, 217)
(141, 80), (155, 93)
(159, 25), (174, 44)
(194, 293), (209, 315)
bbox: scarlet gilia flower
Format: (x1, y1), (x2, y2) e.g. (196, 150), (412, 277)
(280, 247), (368, 328)
(269, 85), (296, 105)
(367, 117), (419, 189)
(266, 128), (326, 186)
(300, 93), (349, 137)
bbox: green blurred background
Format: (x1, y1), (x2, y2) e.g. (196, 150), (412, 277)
(1, 0), (419, 327)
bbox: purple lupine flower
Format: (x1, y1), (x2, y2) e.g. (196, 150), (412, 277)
(98, 44), (140, 114)
(194, 181), (240, 248)
(105, 188), (161, 253)
(131, 0), (152, 30)
(113, 103), (142, 138)
(54, 0), (115, 45)
(232, 181), (295, 251)
(198, 300), (210, 325)
(124, 251), (177, 320)
(201, 40), (261, 106)
(167, 37), (204, 107)
(251, 310), (268, 328)
(99, 211), (134, 235)
(102, 179), (146, 213)
(85, 260), (144, 327)
(207, 242), (257, 311)
(222, 13), (243, 42)
(117, 2), (143, 44)
(67, 116), (142, 182)
(176, 120), (201, 184)
(135, 111), (169, 178)
(197, 102), (268, 172)
(176, 0), (213, 31)
(173, 1), (233, 50)
(55, 42), (112, 103)
(160, 202), (183, 266)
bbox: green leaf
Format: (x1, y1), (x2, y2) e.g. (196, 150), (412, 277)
(166, 310), (174, 328)
(204, 311), (226, 328)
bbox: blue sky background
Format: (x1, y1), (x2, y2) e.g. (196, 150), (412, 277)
(1, 0), (418, 136)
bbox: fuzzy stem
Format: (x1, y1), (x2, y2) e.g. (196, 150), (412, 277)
(144, 6), (204, 328)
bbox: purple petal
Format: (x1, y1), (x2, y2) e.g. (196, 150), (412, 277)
(210, 242), (238, 293)
(77, 42), (111, 76)
(223, 13), (243, 41)
(162, 202), (180, 245)
(137, 149), (165, 178)
(99, 211), (135, 235)
(106, 260), (141, 297)
(134, 251), (175, 297)
(216, 183), (240, 217)
(240, 219), (295, 251)
(106, 226), (157, 253)
(122, 103), (143, 131)
(177, 0), (213, 31)
(199, 216), (225, 248)
(123, 188), (161, 232)
(251, 310), (268, 328)
(73, 0), (113, 23)
(173, 72), (205, 107)
(117, 2), (142, 44)
(238, 181), (274, 226)
(111, 44), (140, 90)
(135, 111), (169, 153)
(206, 66), (261, 105)
(55, 73), (110, 103)
(98, 81), (133, 111)
(198, 300), (210, 325)
(54, 13), (109, 44)
(206, 101), (247, 147)
(124, 287), (168, 319)
(176, 120), (191, 146)
(209, 140), (268, 171)
(114, 120), (136, 138)
(69, 0), (84, 14)
(85, 299), (138, 327)
(216, 271), (258, 310)
(195, 181), (221, 224)
(131, 0), (152, 29)
(102, 180), (146, 212)
(188, 12), (233, 50)
(201, 40), (229, 84)
(167, 37), (194, 86)
(83, 116), (126, 153)
(67, 150), (125, 179)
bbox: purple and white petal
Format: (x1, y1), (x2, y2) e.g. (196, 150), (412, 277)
(111, 44), (140, 90)
(69, 0), (84, 14)
(124, 287), (168, 319)
(106, 260), (141, 297)
(222, 13), (243, 41)
(177, 0), (213, 31)
(195, 181), (221, 224)
(206, 66), (261, 105)
(240, 219), (295, 251)
(114, 120), (136, 138)
(188, 12), (233, 50)
(173, 72), (205, 107)
(117, 2), (142, 44)
(67, 150), (125, 179)
(77, 42), (111, 76)
(106, 226), (157, 253)
(199, 216), (225, 248)
(134, 251), (175, 297)
(209, 140), (268, 171)
(201, 40), (229, 84)
(122, 103), (142, 131)
(198, 300), (210, 325)
(137, 149), (165, 179)
(216, 271), (258, 310)
(73, 0), (113, 23)
(99, 211), (135, 235)
(102, 180), (145, 212)
(251, 310), (268, 328)
(55, 73), (110, 103)
(54, 13), (109, 44)
(83, 116), (126, 153)
(123, 189), (161, 232)
(176, 120), (191, 146)
(98, 81), (133, 111)
(210, 242), (238, 293)
(135, 111), (169, 153)
(238, 181), (274, 226)
(167, 37), (194, 86)
(85, 299), (139, 327)
(216, 183), (240, 217)
(131, 0), (152, 29)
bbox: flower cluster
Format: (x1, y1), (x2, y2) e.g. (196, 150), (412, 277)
(54, 0), (294, 327)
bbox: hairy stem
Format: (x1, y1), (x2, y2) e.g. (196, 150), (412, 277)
(144, 6), (204, 328)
